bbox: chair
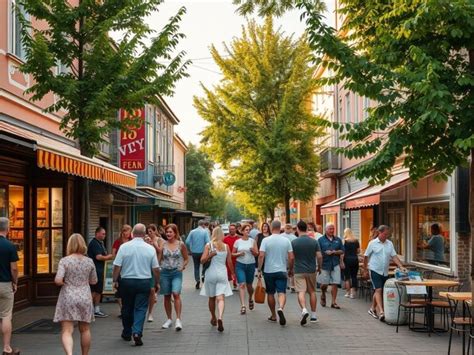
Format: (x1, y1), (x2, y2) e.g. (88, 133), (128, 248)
(447, 295), (473, 355)
(431, 281), (463, 331)
(395, 281), (428, 333)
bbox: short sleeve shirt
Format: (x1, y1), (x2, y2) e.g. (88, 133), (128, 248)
(364, 237), (397, 276)
(87, 238), (107, 274)
(318, 235), (345, 271)
(0, 236), (19, 282)
(292, 235), (321, 274)
(114, 238), (159, 279)
(260, 234), (293, 274)
(234, 238), (256, 264)
(112, 237), (131, 254)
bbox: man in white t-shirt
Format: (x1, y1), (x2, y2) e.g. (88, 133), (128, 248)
(258, 220), (294, 326)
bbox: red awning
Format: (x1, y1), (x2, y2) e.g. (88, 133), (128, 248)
(344, 171), (411, 210)
(320, 186), (371, 215)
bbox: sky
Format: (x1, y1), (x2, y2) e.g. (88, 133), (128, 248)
(148, 0), (335, 146)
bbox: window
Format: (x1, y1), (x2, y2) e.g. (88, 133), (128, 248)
(155, 109), (161, 162)
(8, 185), (25, 276)
(345, 93), (351, 123)
(37, 187), (64, 274)
(147, 122), (154, 162)
(56, 60), (69, 75)
(354, 94), (359, 124)
(338, 98), (342, 123)
(363, 97), (370, 120)
(10, 0), (29, 61)
(412, 202), (450, 268)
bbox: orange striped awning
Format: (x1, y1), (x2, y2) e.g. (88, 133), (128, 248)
(0, 120), (136, 189)
(37, 149), (136, 188)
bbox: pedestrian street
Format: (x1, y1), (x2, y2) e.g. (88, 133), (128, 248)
(12, 267), (462, 355)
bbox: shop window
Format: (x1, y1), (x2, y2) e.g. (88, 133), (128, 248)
(36, 187), (64, 274)
(412, 202), (450, 268)
(386, 208), (405, 256)
(7, 186), (25, 276)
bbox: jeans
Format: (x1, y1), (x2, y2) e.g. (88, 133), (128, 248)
(192, 253), (203, 282)
(120, 278), (151, 337)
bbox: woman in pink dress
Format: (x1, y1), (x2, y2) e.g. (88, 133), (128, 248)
(54, 234), (98, 355)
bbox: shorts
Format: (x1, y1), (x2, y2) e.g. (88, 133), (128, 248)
(370, 270), (389, 290)
(263, 272), (288, 294)
(0, 282), (14, 319)
(236, 262), (256, 284)
(160, 269), (183, 295)
(294, 273), (317, 293)
(318, 265), (341, 285)
(90, 269), (104, 294)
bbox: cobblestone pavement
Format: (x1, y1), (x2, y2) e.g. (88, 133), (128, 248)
(9, 268), (463, 354)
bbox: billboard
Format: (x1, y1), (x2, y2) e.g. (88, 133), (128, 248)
(119, 108), (146, 171)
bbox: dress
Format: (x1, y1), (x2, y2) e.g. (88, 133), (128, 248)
(54, 255), (98, 323)
(200, 245), (233, 297)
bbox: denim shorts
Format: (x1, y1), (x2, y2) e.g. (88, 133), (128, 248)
(263, 272), (288, 294)
(370, 270), (389, 290)
(236, 262), (256, 284)
(160, 269), (183, 295)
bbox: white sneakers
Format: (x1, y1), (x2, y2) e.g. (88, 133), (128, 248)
(162, 319), (173, 329)
(147, 314), (154, 322)
(162, 318), (183, 331)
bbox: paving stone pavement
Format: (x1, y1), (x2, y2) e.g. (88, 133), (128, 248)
(9, 268), (464, 354)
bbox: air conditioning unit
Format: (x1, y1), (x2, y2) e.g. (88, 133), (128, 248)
(320, 148), (341, 177)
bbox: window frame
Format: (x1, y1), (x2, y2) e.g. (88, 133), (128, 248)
(9, 0), (29, 61)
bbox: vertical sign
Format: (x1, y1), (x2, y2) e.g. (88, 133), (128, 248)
(119, 108), (146, 171)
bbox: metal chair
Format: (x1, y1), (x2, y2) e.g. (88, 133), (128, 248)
(431, 281), (463, 331)
(447, 294), (473, 355)
(395, 281), (428, 333)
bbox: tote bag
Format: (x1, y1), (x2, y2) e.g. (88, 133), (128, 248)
(254, 276), (266, 304)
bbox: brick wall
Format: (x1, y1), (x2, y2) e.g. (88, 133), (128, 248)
(456, 232), (471, 290)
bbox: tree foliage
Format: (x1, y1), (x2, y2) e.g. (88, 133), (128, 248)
(185, 144), (214, 213)
(19, 0), (189, 157)
(194, 17), (323, 222)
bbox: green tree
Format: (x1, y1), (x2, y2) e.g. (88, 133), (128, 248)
(194, 17), (323, 222)
(235, 0), (474, 286)
(19, 0), (189, 157)
(185, 144), (214, 213)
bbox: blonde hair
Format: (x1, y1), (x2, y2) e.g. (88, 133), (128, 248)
(67, 233), (87, 255)
(343, 228), (356, 240)
(211, 227), (226, 251)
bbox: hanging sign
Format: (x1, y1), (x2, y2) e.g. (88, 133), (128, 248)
(119, 108), (146, 171)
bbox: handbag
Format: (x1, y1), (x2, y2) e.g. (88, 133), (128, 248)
(202, 242), (214, 275)
(254, 276), (266, 304)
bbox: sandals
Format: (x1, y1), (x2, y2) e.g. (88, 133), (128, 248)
(249, 299), (254, 310)
(210, 318), (217, 326)
(267, 316), (277, 322)
(331, 303), (341, 309)
(240, 305), (247, 315)
(217, 319), (224, 332)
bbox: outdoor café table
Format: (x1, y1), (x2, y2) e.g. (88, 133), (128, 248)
(440, 292), (472, 353)
(397, 279), (460, 334)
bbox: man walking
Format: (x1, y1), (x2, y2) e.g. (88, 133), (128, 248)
(113, 223), (160, 346)
(258, 220), (294, 326)
(318, 223), (344, 309)
(0, 217), (19, 355)
(281, 224), (297, 292)
(186, 220), (210, 289)
(363, 225), (406, 322)
(224, 224), (241, 289)
(249, 221), (259, 239)
(292, 220), (323, 325)
(87, 226), (113, 318)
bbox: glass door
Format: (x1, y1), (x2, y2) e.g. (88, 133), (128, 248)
(8, 185), (25, 276)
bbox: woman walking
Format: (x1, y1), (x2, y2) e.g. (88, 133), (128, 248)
(54, 234), (98, 355)
(112, 225), (132, 317)
(255, 222), (271, 263)
(146, 224), (162, 322)
(158, 224), (188, 331)
(200, 227), (234, 332)
(343, 228), (360, 299)
(232, 224), (258, 314)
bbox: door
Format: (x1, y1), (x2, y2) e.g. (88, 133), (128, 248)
(360, 208), (374, 251)
(386, 209), (405, 256)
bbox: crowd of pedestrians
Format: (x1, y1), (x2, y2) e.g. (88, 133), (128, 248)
(0, 213), (408, 354)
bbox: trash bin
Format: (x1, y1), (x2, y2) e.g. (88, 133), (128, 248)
(383, 278), (407, 325)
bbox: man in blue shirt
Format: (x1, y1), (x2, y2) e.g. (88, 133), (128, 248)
(318, 223), (344, 309)
(186, 220), (210, 289)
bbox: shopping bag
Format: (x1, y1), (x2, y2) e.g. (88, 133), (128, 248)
(254, 277), (266, 304)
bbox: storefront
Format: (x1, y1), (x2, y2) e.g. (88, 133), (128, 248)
(0, 120), (136, 310)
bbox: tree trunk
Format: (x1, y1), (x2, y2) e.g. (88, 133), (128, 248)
(284, 192), (291, 224)
(470, 148), (473, 311)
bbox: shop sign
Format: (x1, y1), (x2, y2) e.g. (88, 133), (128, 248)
(119, 108), (146, 171)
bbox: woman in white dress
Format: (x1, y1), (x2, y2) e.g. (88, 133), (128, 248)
(200, 227), (234, 332)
